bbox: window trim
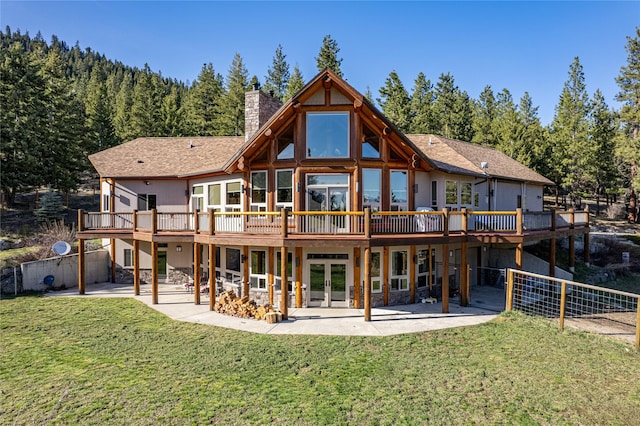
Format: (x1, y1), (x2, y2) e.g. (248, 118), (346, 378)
(250, 171), (267, 212)
(123, 248), (132, 268)
(390, 170), (408, 211)
(362, 168), (381, 212)
(390, 249), (409, 291)
(276, 169), (294, 212)
(249, 249), (268, 290)
(305, 111), (350, 159)
(445, 180), (458, 206)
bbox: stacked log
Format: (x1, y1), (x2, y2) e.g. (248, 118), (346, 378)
(214, 290), (277, 320)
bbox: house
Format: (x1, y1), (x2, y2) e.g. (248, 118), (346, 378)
(77, 69), (590, 321)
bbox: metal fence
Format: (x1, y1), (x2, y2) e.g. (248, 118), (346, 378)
(506, 269), (640, 348)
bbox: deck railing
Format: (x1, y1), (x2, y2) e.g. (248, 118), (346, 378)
(79, 207), (589, 237)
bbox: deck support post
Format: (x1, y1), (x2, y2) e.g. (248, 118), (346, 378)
(133, 240), (140, 295)
(268, 247), (275, 305)
(194, 242), (201, 305)
(364, 246), (371, 321)
(280, 246), (288, 320)
(383, 246), (389, 306)
(78, 238), (85, 295)
(295, 247), (302, 308)
(209, 243), (216, 310)
(516, 242), (523, 270)
(354, 247), (361, 308)
(110, 238), (116, 283)
(549, 238), (556, 278)
(151, 242), (158, 304)
(460, 242), (469, 306)
(442, 244), (449, 313)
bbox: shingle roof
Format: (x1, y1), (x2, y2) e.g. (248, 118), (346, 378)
(408, 134), (554, 185)
(88, 137), (245, 178)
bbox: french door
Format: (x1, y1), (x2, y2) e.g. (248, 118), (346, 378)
(308, 260), (348, 307)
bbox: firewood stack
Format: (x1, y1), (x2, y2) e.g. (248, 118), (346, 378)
(214, 290), (277, 321)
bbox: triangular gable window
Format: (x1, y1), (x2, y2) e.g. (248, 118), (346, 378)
(362, 124), (380, 158)
(276, 124), (294, 160)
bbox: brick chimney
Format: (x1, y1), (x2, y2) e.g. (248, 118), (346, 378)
(244, 83), (283, 141)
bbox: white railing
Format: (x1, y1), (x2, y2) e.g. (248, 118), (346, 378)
(471, 212), (517, 232)
(135, 212), (152, 231)
(84, 212), (134, 229)
(157, 212), (193, 232)
(370, 212), (443, 234)
(574, 211), (589, 226)
(293, 212), (364, 234)
(448, 213), (464, 232)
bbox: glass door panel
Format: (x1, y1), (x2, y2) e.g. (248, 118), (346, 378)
(330, 263), (347, 303)
(309, 263), (326, 304)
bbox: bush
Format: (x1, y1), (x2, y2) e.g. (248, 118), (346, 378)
(604, 203), (626, 220)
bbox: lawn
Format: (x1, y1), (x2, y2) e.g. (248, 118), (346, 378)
(1, 296), (639, 425)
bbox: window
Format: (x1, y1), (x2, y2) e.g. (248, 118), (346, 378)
(225, 248), (241, 284)
(276, 124), (294, 160)
(362, 169), (381, 212)
(275, 251), (294, 293)
(276, 169), (293, 211)
(370, 251), (382, 293)
(431, 181), (438, 208)
(474, 192), (480, 208)
(191, 186), (204, 212)
(461, 182), (472, 205)
(102, 194), (110, 212)
(250, 172), (267, 212)
(226, 182), (241, 212)
(362, 124), (380, 158)
(250, 250), (267, 290)
(445, 181), (458, 205)
(306, 112), (349, 158)
(390, 250), (409, 291)
(208, 184), (221, 211)
(138, 193), (157, 211)
(417, 249), (429, 288)
(124, 249), (132, 267)
(390, 171), (408, 211)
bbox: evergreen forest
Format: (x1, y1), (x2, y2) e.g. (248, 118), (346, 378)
(1, 28), (639, 217)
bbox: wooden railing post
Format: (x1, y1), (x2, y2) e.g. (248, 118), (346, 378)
(516, 208), (523, 235)
(151, 208), (158, 234)
(194, 209), (200, 234)
(461, 208), (468, 235)
(132, 209), (138, 231)
(443, 208), (449, 237)
(281, 208), (288, 238)
(77, 209), (84, 231)
(506, 269), (514, 311)
(559, 281), (567, 331)
(364, 207), (371, 238)
(569, 208), (575, 229)
(209, 210), (215, 235)
(550, 208), (556, 231)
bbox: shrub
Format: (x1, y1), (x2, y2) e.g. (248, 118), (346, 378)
(604, 203), (626, 220)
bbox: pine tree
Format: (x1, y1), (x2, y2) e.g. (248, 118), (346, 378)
(85, 66), (118, 152)
(315, 35), (343, 77)
(264, 44), (290, 101)
(113, 71), (133, 141)
(160, 86), (184, 136)
(409, 72), (435, 134)
(0, 42), (47, 204)
(493, 89), (522, 160)
(516, 92), (547, 171)
(377, 70), (411, 132)
(284, 64), (304, 101)
(218, 53), (249, 136)
(432, 73), (457, 138)
(615, 27), (640, 221)
(34, 187), (66, 223)
(472, 85), (497, 146)
(183, 63), (225, 136)
(549, 57), (590, 206)
(587, 90), (620, 215)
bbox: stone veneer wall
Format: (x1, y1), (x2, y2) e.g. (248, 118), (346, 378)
(244, 89), (283, 141)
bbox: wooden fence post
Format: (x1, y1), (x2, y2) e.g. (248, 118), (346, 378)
(506, 269), (514, 311)
(559, 282), (567, 331)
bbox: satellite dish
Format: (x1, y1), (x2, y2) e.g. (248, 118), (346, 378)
(52, 241), (72, 256)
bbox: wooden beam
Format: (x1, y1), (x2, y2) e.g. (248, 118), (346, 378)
(243, 245), (249, 297)
(295, 246), (303, 308)
(460, 242), (469, 306)
(364, 247), (371, 321)
(442, 244), (449, 313)
(110, 238), (116, 283)
(280, 246), (288, 319)
(549, 238), (556, 277)
(194, 242), (201, 305)
(354, 247), (361, 308)
(409, 245), (416, 304)
(133, 240), (140, 295)
(78, 238), (85, 295)
(516, 242), (523, 270)
(151, 242), (158, 305)
(209, 243), (216, 310)
(383, 246), (389, 306)
(268, 247), (275, 305)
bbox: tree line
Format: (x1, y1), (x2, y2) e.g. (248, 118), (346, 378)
(1, 28), (639, 219)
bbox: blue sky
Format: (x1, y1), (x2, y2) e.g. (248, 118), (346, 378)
(2, 1), (638, 125)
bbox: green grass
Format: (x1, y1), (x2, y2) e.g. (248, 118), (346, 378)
(1, 297), (639, 425)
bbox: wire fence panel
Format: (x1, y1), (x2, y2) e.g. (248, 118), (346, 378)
(507, 269), (639, 348)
